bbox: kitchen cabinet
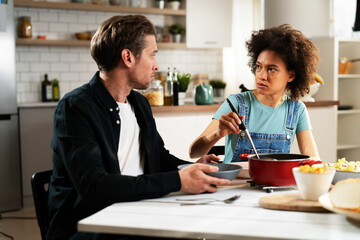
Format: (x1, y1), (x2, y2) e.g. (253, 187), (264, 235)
(290, 105), (337, 163)
(312, 37), (360, 161)
(153, 105), (225, 161)
(18, 104), (55, 206)
(186, 0), (232, 48)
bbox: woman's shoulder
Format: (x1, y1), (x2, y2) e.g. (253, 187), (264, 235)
(284, 95), (306, 107)
(229, 91), (253, 103)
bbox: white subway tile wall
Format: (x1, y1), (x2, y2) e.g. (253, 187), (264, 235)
(15, 7), (223, 103)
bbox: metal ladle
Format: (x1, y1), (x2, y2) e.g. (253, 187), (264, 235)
(226, 98), (260, 159)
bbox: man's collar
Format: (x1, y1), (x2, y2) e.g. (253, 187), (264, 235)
(89, 71), (138, 111)
(90, 71), (119, 112)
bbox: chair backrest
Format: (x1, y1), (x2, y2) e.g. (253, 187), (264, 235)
(31, 170), (52, 240)
(207, 145), (225, 156)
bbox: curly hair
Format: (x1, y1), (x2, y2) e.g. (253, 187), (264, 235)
(246, 24), (320, 100)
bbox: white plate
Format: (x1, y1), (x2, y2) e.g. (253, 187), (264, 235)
(319, 193), (360, 221)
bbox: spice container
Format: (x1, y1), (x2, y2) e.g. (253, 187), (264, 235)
(143, 80), (164, 106)
(19, 16), (32, 38)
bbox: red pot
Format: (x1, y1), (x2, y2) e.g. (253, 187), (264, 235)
(239, 153), (322, 186)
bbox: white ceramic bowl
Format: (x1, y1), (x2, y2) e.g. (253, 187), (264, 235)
(299, 83), (321, 102)
(293, 167), (336, 201)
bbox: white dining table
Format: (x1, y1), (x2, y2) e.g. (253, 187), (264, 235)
(77, 180), (360, 240)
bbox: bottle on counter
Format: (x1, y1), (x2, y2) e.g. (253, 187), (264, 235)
(143, 80), (164, 106)
(41, 74), (52, 102)
(164, 67), (173, 106)
(52, 78), (60, 102)
(19, 16), (32, 38)
(172, 68), (179, 106)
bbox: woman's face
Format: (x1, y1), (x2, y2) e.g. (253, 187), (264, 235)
(255, 49), (295, 96)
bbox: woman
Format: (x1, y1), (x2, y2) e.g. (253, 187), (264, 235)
(189, 24), (320, 164)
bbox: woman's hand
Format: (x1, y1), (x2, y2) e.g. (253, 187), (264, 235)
(196, 154), (221, 163)
(218, 112), (244, 137)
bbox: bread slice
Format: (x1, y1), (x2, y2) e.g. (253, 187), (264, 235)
(329, 178), (360, 211)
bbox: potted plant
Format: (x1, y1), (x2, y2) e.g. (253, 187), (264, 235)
(168, 23), (185, 43)
(167, 0), (181, 10)
(209, 79), (226, 97)
(177, 72), (191, 105)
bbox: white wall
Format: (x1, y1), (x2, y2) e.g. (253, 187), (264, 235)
(333, 0), (357, 37)
(264, 0), (332, 38)
(14, 7), (223, 103)
(223, 0), (260, 97)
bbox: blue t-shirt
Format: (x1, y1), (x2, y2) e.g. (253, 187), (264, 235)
(213, 92), (311, 163)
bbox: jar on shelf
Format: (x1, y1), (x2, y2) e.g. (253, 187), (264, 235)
(19, 16), (32, 38)
(142, 80), (164, 106)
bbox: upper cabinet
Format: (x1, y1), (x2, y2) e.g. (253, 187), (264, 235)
(186, 0), (232, 48)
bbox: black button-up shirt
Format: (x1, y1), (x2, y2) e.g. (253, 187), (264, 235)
(47, 72), (188, 240)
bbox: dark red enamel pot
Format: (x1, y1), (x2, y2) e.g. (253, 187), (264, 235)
(239, 153), (322, 186)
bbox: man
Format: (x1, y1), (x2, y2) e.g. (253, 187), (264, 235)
(46, 15), (230, 240)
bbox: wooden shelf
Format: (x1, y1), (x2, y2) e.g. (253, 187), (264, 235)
(14, 0), (186, 16)
(337, 143), (360, 150)
(303, 100), (339, 107)
(338, 109), (360, 115)
(16, 38), (187, 49)
(338, 74), (360, 79)
(157, 42), (186, 49)
(339, 38), (360, 43)
(152, 104), (221, 114)
(16, 38), (90, 47)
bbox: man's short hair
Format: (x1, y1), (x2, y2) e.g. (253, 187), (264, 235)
(90, 15), (156, 72)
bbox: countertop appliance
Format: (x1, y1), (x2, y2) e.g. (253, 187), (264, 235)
(0, 1), (22, 212)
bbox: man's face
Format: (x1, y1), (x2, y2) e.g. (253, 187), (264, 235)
(129, 35), (159, 90)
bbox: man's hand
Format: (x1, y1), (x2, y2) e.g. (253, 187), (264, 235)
(178, 163), (230, 194)
(196, 154), (221, 163)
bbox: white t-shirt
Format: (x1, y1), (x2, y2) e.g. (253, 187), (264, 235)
(117, 100), (144, 176)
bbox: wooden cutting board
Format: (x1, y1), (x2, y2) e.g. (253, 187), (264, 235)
(259, 192), (329, 212)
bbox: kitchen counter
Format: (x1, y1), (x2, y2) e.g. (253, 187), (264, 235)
(18, 100), (339, 112)
(18, 102), (58, 108)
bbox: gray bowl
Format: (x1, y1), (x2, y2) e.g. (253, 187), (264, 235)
(178, 163), (242, 181)
(332, 170), (360, 184)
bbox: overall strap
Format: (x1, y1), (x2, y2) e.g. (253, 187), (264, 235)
(230, 94), (248, 162)
(285, 99), (299, 138)
(234, 94), (249, 126)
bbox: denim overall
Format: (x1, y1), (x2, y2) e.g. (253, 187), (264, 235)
(231, 94), (299, 162)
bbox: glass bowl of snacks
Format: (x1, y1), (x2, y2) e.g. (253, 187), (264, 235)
(325, 158), (360, 184)
(293, 165), (336, 201)
(142, 80), (164, 106)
